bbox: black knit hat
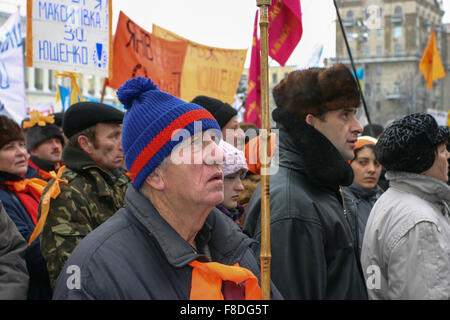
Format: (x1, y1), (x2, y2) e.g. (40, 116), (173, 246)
(376, 113), (449, 174)
(63, 101), (124, 138)
(191, 95), (237, 129)
(25, 123), (64, 151)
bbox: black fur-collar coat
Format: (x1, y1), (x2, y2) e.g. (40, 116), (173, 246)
(243, 108), (367, 300)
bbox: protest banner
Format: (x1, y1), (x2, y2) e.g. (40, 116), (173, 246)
(26, 0), (112, 77)
(153, 25), (247, 105)
(0, 11), (27, 124)
(106, 12), (188, 97)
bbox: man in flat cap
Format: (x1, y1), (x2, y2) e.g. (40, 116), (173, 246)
(243, 64), (367, 299)
(38, 101), (130, 289)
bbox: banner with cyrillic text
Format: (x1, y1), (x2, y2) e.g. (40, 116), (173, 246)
(0, 11), (27, 124)
(105, 12), (188, 97)
(153, 25), (247, 105)
(26, 0), (112, 77)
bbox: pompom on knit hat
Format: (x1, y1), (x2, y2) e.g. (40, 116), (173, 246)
(218, 140), (248, 177)
(118, 77), (221, 189)
(375, 113), (449, 174)
(191, 95), (237, 129)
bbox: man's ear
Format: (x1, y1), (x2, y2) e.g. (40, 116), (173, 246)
(305, 114), (315, 127)
(78, 135), (93, 155)
(144, 169), (165, 191)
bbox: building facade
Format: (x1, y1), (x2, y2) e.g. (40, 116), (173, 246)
(334, 0), (449, 126)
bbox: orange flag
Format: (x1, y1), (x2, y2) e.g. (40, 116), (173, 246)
(106, 11), (188, 97)
(419, 30), (446, 90)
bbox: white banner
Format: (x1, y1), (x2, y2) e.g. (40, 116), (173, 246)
(27, 0), (111, 77)
(0, 11), (27, 124)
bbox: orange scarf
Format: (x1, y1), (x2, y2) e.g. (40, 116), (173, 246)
(28, 166), (67, 245)
(189, 260), (261, 300)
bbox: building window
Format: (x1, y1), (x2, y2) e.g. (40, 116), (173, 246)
(376, 64), (382, 75)
(392, 6), (403, 24)
(376, 82), (381, 94)
(394, 44), (402, 56)
(376, 45), (382, 56)
(393, 26), (403, 39)
(377, 29), (383, 39)
(393, 82), (400, 95)
(362, 45), (370, 57)
(272, 73), (278, 84)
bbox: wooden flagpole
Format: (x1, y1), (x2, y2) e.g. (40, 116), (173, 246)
(256, 0), (271, 300)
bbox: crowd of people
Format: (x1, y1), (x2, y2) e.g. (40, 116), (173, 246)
(0, 63), (448, 300)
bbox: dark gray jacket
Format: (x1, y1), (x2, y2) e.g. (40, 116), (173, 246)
(243, 108), (367, 300)
(0, 201), (29, 299)
(52, 185), (282, 299)
(342, 182), (383, 259)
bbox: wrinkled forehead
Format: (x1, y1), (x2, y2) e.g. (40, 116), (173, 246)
(171, 127), (222, 147)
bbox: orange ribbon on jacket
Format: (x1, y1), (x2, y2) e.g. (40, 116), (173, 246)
(188, 260), (262, 300)
(22, 110), (55, 129)
(28, 166), (68, 245)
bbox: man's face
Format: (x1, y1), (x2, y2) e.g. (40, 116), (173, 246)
(30, 138), (62, 164)
(310, 108), (363, 160)
(89, 123), (124, 171)
(222, 116), (245, 150)
(0, 140), (29, 177)
(159, 130), (225, 209)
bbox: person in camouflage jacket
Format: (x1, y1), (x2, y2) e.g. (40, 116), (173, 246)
(38, 102), (129, 289)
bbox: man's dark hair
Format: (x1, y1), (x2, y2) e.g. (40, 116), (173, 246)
(363, 124), (383, 138)
(68, 125), (98, 149)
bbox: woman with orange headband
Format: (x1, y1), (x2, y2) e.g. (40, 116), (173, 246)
(342, 136), (384, 259)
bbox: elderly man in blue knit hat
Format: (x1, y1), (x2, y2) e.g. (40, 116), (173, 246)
(52, 77), (282, 300)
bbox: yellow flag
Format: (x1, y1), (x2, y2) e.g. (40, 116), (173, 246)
(153, 25), (247, 105)
(419, 30), (446, 90)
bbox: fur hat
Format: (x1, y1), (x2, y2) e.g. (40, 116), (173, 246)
(25, 123), (64, 152)
(272, 64), (361, 119)
(63, 101), (124, 138)
(0, 115), (25, 149)
(118, 77), (221, 189)
(191, 95), (237, 129)
(376, 113), (449, 174)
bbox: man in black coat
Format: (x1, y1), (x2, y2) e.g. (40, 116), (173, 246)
(243, 64), (368, 299)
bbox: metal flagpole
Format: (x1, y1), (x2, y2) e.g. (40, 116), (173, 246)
(256, 0), (272, 300)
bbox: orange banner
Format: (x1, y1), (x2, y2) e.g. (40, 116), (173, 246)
(153, 25), (247, 105)
(106, 12), (188, 97)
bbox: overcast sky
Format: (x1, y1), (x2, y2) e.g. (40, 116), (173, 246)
(1, 0), (450, 68)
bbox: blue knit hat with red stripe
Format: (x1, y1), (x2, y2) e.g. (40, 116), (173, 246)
(118, 77), (221, 189)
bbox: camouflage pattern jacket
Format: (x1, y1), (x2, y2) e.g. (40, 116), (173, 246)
(39, 145), (130, 289)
